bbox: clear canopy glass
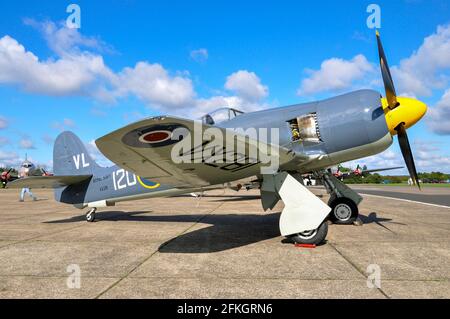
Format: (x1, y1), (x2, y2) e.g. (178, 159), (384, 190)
(201, 107), (245, 125)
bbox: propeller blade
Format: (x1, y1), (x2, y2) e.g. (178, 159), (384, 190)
(376, 31), (399, 109)
(396, 124), (421, 189)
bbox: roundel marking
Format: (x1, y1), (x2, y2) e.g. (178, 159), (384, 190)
(138, 130), (172, 144)
(122, 123), (189, 148)
(137, 176), (161, 189)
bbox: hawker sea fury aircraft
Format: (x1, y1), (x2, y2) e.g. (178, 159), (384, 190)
(10, 32), (427, 245)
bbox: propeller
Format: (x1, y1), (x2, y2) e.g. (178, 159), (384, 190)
(376, 31), (399, 109)
(376, 31), (427, 189)
(396, 124), (421, 189)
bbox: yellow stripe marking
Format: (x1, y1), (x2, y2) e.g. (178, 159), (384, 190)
(137, 176), (161, 189)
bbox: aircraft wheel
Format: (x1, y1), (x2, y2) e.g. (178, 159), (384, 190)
(328, 198), (358, 224)
(289, 221), (328, 245)
(86, 208), (96, 222)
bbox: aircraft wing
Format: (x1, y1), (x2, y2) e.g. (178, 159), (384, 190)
(362, 166), (403, 174)
(96, 116), (295, 188)
(7, 175), (92, 189)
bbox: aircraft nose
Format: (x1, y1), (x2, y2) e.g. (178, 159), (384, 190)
(384, 97), (427, 136)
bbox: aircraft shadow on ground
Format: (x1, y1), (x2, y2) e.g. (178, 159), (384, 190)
(359, 212), (406, 226)
(45, 211), (281, 253)
(358, 212), (406, 234)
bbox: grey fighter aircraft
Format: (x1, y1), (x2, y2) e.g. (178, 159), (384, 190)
(9, 32), (427, 245)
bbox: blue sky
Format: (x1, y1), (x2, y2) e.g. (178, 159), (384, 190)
(0, 0), (449, 173)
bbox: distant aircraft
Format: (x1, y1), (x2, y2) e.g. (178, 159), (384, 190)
(331, 164), (402, 179)
(9, 32), (427, 245)
(1, 155), (51, 188)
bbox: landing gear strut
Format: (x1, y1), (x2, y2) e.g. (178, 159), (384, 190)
(314, 171), (362, 225)
(86, 208), (96, 222)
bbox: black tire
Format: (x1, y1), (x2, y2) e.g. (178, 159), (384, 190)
(86, 211), (96, 222)
(289, 221), (328, 245)
(328, 198), (358, 224)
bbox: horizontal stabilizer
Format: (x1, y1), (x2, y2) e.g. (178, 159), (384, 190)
(7, 175), (92, 189)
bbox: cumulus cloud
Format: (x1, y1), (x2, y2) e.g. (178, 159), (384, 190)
(114, 62), (195, 109)
(392, 24), (450, 97)
(345, 140), (450, 174)
(0, 20), (272, 125)
(0, 35), (114, 98)
(0, 116), (8, 129)
(297, 54), (375, 96)
(427, 89), (450, 135)
(86, 140), (113, 167)
(19, 137), (35, 149)
(23, 19), (112, 56)
(0, 21), (194, 109)
(0, 150), (20, 167)
(225, 70), (269, 102)
(190, 48), (208, 62)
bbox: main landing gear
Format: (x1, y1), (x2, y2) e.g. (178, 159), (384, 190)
(86, 208), (96, 222)
(261, 172), (331, 245)
(314, 172), (362, 225)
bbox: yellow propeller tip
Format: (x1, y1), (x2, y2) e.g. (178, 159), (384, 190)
(376, 30), (380, 36)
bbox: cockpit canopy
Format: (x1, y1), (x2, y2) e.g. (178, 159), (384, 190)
(201, 107), (245, 125)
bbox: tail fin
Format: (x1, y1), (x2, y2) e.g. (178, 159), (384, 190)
(53, 131), (101, 175)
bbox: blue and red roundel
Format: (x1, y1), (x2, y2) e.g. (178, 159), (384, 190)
(122, 124), (189, 148)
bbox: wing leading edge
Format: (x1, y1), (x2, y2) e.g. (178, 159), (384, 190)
(96, 116), (295, 188)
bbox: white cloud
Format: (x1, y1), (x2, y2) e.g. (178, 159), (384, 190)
(297, 54), (375, 96)
(345, 149), (405, 173)
(427, 89), (450, 135)
(23, 19), (112, 57)
(0, 136), (9, 146)
(86, 140), (113, 168)
(0, 116), (8, 129)
(41, 134), (54, 145)
(19, 138), (35, 149)
(392, 24), (450, 97)
(0, 21), (272, 119)
(51, 118), (77, 131)
(0, 21), (194, 109)
(0, 150), (19, 167)
(114, 62), (195, 109)
(0, 35), (114, 97)
(190, 48), (208, 62)
(192, 95), (266, 119)
(345, 140), (450, 174)
(225, 70), (269, 102)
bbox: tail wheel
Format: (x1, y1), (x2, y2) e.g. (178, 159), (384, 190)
(328, 198), (359, 224)
(86, 208), (96, 222)
(289, 221), (328, 245)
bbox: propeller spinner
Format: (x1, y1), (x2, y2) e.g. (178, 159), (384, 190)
(376, 31), (427, 189)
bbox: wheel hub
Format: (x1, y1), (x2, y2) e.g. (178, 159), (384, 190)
(335, 203), (352, 221)
(297, 229), (318, 240)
